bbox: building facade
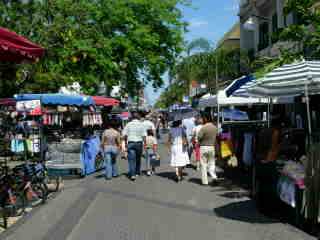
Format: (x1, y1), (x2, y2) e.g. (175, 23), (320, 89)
(239, 0), (302, 57)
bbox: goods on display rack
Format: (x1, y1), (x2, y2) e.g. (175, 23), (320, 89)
(13, 94), (108, 177)
(0, 27), (47, 229)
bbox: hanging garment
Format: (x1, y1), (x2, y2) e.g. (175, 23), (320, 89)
(26, 138), (40, 153)
(220, 140), (232, 159)
(80, 136), (101, 175)
(11, 139), (25, 153)
(242, 133), (254, 166)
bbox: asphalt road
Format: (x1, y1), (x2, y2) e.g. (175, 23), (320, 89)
(1, 134), (316, 240)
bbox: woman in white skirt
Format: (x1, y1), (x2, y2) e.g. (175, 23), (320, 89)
(168, 120), (190, 182)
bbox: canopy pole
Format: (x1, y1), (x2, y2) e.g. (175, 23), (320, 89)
(267, 97), (271, 128)
(217, 102), (220, 131)
(305, 83), (312, 141)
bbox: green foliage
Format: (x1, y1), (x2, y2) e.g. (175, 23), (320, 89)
(186, 38), (212, 56)
(154, 82), (187, 108)
(280, 0), (320, 58)
(156, 47), (252, 107)
(0, 0), (187, 97)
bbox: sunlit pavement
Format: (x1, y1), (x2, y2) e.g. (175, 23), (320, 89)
(1, 134), (315, 240)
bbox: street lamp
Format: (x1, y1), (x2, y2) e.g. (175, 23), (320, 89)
(243, 15), (270, 31)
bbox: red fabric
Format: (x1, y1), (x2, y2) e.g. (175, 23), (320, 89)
(194, 143), (200, 162)
(92, 96), (119, 107)
(0, 27), (45, 63)
(0, 98), (16, 106)
(29, 106), (42, 116)
(120, 112), (130, 118)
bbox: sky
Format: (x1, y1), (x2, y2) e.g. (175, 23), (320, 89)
(146, 0), (240, 105)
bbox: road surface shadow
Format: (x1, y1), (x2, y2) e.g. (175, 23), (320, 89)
(219, 191), (250, 199)
(156, 172), (177, 182)
(214, 200), (278, 224)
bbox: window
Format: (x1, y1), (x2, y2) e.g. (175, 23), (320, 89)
(259, 22), (269, 50)
(272, 13), (278, 33)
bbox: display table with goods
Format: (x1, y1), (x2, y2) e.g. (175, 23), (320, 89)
(254, 127), (307, 227)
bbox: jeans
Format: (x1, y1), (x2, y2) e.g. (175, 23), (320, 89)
(104, 146), (119, 179)
(200, 146), (217, 185)
(127, 142), (143, 177)
(145, 148), (156, 170)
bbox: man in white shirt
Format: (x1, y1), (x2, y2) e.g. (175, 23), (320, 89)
(141, 115), (156, 136)
(122, 112), (147, 181)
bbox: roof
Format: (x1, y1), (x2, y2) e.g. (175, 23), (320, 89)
(217, 22), (240, 49)
(14, 94), (94, 106)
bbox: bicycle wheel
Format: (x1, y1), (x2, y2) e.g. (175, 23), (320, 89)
(4, 190), (26, 217)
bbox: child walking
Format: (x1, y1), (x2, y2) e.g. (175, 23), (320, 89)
(145, 129), (158, 176)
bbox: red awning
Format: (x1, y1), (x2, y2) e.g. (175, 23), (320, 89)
(92, 96), (119, 107)
(0, 27), (45, 63)
(0, 98), (16, 106)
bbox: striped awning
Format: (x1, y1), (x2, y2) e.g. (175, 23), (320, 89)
(248, 60), (320, 97)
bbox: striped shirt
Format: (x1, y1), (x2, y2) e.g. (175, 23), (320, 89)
(122, 119), (147, 142)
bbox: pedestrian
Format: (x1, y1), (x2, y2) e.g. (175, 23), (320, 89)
(156, 116), (162, 139)
(101, 121), (121, 180)
(198, 113), (218, 185)
(141, 114), (156, 136)
(182, 117), (195, 161)
(122, 112), (147, 181)
(168, 120), (190, 182)
(145, 129), (158, 176)
(192, 116), (203, 171)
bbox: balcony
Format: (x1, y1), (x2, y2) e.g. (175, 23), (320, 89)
(257, 41), (299, 58)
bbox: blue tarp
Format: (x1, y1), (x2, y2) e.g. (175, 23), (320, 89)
(14, 94), (94, 106)
(80, 136), (101, 175)
(225, 75), (254, 97)
(221, 109), (249, 121)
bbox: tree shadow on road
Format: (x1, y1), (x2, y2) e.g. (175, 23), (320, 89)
(214, 200), (278, 224)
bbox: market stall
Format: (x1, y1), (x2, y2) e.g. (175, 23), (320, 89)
(235, 60), (320, 230)
(14, 93), (105, 177)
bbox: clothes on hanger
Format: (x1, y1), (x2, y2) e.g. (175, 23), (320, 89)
(43, 113), (63, 126)
(11, 139), (25, 153)
(242, 133), (254, 166)
(82, 113), (102, 126)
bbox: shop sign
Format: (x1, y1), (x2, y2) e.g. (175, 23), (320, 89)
(16, 100), (41, 112)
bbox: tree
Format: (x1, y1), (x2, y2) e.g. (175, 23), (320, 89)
(0, 0), (188, 97)
(186, 37), (212, 56)
(280, 0), (320, 58)
(155, 47), (252, 108)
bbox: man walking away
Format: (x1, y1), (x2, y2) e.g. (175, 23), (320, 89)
(142, 114), (156, 136)
(198, 113), (218, 185)
(122, 112), (147, 181)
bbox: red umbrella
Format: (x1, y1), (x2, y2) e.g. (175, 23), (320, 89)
(0, 98), (16, 106)
(0, 27), (45, 63)
(92, 96), (120, 107)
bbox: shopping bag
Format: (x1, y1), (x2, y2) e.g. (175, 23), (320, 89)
(220, 141), (232, 158)
(227, 155), (238, 168)
(150, 153), (160, 167)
